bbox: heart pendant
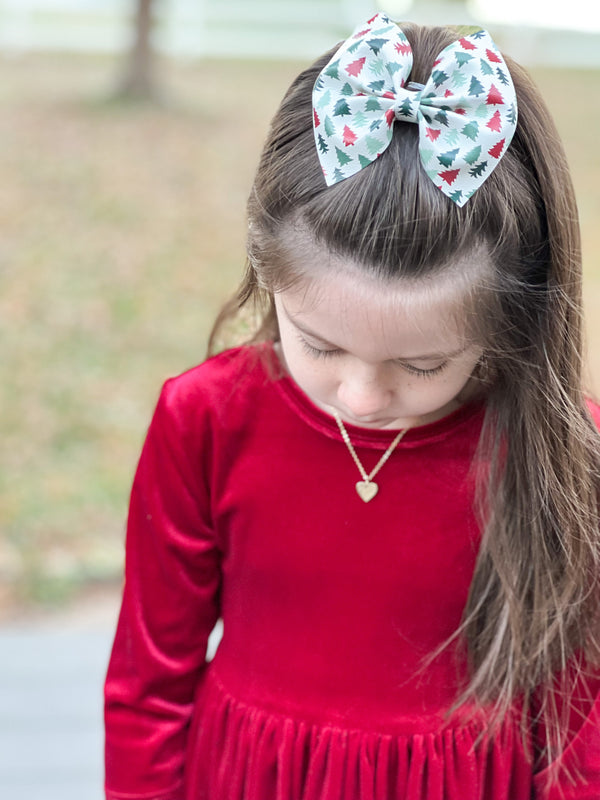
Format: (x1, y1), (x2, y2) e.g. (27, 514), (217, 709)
(356, 480), (378, 502)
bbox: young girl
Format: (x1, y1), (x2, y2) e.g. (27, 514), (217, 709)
(104, 14), (600, 800)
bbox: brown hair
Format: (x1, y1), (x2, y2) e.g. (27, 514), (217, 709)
(209, 22), (600, 770)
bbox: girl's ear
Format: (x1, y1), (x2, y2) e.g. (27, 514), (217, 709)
(470, 354), (495, 389)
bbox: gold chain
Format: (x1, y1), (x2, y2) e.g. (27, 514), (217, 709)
(332, 410), (408, 502)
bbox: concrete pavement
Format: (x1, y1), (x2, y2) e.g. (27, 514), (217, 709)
(0, 590), (224, 800)
(0, 592), (120, 800)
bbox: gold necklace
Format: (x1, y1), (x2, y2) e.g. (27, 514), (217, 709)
(332, 410), (408, 502)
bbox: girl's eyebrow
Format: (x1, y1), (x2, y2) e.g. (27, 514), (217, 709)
(285, 307), (468, 361)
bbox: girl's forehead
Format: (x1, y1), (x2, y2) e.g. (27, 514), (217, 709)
(278, 266), (481, 358)
(274, 234), (493, 351)
(277, 229), (492, 308)
(282, 254), (482, 322)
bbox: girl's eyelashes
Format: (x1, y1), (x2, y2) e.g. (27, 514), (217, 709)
(299, 338), (341, 359)
(298, 335), (449, 377)
(401, 361), (448, 378)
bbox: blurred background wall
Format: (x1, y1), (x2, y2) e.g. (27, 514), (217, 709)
(1, 0), (600, 64)
(0, 2), (598, 796)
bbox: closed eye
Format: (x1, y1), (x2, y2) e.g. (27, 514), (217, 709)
(299, 335), (449, 377)
(401, 361), (448, 378)
(299, 338), (342, 359)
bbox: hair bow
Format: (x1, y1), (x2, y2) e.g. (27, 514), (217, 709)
(312, 13), (518, 206)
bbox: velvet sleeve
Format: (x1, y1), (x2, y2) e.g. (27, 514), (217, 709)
(104, 379), (222, 800)
(532, 665), (600, 799)
(530, 401), (600, 794)
(531, 400), (600, 796)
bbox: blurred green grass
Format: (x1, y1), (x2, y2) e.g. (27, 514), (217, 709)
(0, 53), (599, 617)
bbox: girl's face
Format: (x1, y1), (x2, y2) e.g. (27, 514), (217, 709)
(273, 256), (487, 430)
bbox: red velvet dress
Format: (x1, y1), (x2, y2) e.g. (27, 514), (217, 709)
(104, 344), (600, 800)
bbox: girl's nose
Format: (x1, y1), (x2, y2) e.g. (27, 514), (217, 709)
(336, 370), (392, 420)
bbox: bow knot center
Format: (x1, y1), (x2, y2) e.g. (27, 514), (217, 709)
(393, 86), (422, 124)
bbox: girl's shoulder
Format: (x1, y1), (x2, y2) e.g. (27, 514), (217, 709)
(157, 342), (277, 422)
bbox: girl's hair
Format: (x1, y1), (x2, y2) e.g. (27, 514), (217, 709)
(210, 22), (600, 767)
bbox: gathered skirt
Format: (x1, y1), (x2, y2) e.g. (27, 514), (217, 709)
(183, 667), (535, 800)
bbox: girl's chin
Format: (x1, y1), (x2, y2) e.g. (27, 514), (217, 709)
(337, 415), (413, 430)
(322, 399), (464, 430)
(321, 404), (428, 431)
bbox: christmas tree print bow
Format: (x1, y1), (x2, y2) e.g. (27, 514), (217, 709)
(312, 13), (518, 206)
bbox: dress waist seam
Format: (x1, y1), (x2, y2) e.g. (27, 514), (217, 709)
(200, 664), (494, 739)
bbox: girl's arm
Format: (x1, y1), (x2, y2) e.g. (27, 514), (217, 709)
(104, 379), (221, 800)
(533, 401), (600, 795)
(533, 665), (600, 799)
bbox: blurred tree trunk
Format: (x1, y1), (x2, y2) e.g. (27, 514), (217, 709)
(116, 0), (161, 102)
